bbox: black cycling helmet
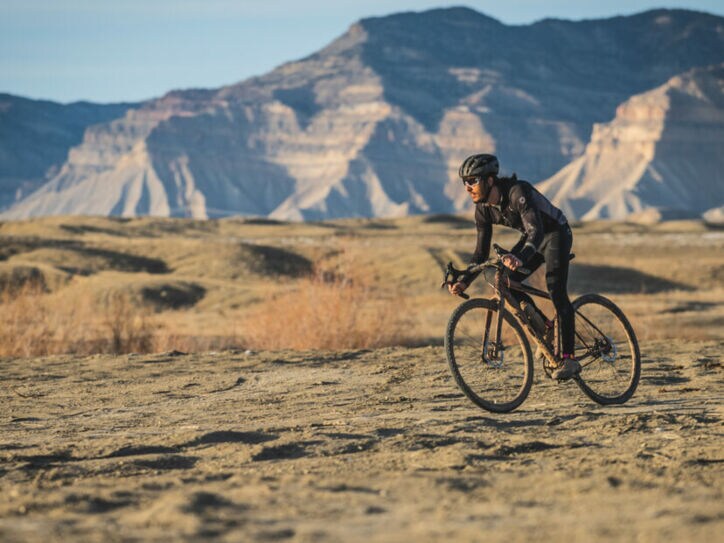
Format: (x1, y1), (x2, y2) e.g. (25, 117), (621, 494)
(458, 153), (499, 180)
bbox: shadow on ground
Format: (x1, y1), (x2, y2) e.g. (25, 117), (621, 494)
(569, 264), (691, 294)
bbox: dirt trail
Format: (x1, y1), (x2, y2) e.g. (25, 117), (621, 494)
(1, 341), (722, 541)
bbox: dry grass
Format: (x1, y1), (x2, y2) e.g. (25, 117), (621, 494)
(101, 291), (156, 354)
(0, 285), (160, 356)
(0, 284), (244, 357)
(0, 216), (720, 355)
(240, 265), (411, 350)
(0, 284), (86, 357)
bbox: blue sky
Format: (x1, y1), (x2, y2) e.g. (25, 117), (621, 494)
(2, 0), (722, 104)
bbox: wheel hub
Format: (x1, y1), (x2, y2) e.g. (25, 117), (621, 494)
(597, 336), (617, 363)
(483, 339), (505, 368)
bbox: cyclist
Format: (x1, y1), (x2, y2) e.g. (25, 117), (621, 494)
(448, 153), (580, 381)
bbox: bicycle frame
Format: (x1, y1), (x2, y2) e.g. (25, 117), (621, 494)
(482, 264), (559, 370)
(473, 263), (611, 371)
(443, 249), (613, 373)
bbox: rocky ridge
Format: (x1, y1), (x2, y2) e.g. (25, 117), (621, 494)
(0, 94), (133, 210)
(2, 8), (724, 221)
(537, 64), (724, 221)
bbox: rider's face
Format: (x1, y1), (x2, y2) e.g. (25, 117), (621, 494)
(465, 176), (488, 204)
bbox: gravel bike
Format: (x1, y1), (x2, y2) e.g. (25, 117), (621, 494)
(442, 244), (641, 413)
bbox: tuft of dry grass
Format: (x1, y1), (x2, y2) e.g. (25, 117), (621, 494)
(240, 267), (411, 350)
(101, 292), (156, 354)
(0, 285), (162, 356)
(0, 283), (246, 357)
(0, 284), (54, 357)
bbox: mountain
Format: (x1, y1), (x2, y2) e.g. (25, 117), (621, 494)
(536, 63), (724, 220)
(3, 8), (724, 220)
(0, 94), (133, 210)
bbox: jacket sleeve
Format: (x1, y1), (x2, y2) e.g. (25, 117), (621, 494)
(510, 234), (528, 256)
(510, 184), (545, 264)
(462, 208), (492, 286)
(471, 222), (492, 265)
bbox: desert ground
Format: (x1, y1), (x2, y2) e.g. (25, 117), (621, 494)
(0, 215), (722, 540)
(1, 340), (722, 541)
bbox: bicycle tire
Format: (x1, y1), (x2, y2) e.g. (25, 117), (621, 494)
(445, 298), (533, 413)
(571, 294), (641, 405)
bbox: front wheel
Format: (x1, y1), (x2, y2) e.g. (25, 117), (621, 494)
(445, 298), (533, 413)
(572, 294), (641, 405)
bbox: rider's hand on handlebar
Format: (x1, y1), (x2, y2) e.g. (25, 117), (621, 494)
(448, 282), (468, 296)
(501, 254), (523, 271)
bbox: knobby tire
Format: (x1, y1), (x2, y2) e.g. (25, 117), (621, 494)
(445, 298), (533, 413)
(572, 294), (641, 405)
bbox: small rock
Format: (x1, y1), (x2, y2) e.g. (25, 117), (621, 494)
(607, 476), (622, 488)
(165, 350), (187, 357)
(546, 416), (563, 426)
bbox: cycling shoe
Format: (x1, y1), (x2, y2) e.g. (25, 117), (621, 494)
(551, 358), (581, 381)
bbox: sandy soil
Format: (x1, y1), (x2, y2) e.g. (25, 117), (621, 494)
(1, 340), (722, 542)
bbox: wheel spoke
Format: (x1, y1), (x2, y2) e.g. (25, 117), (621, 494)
(572, 295), (640, 404)
(446, 302), (532, 413)
(458, 330), (483, 346)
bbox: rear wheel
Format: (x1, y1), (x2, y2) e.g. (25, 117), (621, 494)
(445, 298), (533, 413)
(572, 294), (640, 405)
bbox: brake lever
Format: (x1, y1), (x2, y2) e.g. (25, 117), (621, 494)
(492, 243), (506, 257)
(441, 262), (470, 299)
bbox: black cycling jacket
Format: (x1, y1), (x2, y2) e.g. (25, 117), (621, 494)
(471, 175), (568, 266)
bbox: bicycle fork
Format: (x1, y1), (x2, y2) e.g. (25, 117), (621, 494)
(482, 297), (506, 367)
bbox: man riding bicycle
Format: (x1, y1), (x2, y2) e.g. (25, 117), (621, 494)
(448, 153), (580, 381)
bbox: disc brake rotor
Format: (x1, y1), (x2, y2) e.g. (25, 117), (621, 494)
(599, 336), (618, 363)
(482, 339), (504, 368)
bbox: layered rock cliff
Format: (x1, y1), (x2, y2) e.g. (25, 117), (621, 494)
(536, 63), (724, 220)
(3, 8), (724, 220)
(0, 95), (132, 210)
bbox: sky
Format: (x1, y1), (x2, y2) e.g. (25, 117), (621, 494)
(2, 0), (723, 104)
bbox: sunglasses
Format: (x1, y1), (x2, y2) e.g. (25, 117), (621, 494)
(462, 176), (483, 187)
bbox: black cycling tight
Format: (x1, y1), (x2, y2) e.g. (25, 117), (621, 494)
(509, 224), (575, 356)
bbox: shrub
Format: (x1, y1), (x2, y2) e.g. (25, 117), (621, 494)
(0, 285), (159, 356)
(240, 268), (410, 350)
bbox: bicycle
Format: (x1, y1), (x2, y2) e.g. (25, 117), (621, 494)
(441, 244), (641, 413)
